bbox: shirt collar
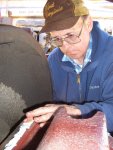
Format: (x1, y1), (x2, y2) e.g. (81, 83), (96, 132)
(62, 34), (92, 74)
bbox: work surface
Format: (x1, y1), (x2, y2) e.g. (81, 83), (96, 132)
(4, 107), (113, 150)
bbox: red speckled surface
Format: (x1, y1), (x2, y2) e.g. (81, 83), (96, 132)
(37, 107), (109, 150)
(10, 107), (113, 150)
(109, 135), (113, 150)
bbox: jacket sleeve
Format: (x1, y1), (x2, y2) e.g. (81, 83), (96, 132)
(76, 63), (113, 133)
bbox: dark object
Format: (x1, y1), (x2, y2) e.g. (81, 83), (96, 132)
(0, 24), (52, 145)
(106, 0), (113, 2)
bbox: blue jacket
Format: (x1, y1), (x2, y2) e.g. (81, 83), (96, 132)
(48, 21), (113, 133)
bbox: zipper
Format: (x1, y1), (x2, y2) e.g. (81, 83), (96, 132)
(77, 74), (82, 101)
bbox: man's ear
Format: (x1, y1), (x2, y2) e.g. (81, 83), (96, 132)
(85, 16), (93, 32)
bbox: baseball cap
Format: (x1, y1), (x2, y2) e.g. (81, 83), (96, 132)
(40, 0), (89, 33)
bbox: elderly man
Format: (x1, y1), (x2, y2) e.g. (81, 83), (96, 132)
(25, 0), (113, 135)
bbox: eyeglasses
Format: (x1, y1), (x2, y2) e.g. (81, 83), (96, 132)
(48, 19), (85, 47)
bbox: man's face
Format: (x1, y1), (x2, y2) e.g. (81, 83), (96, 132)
(50, 16), (93, 61)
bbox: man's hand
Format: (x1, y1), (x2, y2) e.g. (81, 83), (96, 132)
(24, 104), (81, 127)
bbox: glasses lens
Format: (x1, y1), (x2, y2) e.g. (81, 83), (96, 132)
(65, 33), (81, 44)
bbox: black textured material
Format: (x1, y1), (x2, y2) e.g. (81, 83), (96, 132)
(0, 24), (52, 144)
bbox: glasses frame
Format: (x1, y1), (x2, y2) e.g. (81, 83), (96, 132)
(48, 19), (85, 47)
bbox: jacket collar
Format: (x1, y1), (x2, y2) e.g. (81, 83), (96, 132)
(56, 21), (109, 73)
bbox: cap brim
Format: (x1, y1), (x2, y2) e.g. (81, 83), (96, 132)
(40, 16), (79, 33)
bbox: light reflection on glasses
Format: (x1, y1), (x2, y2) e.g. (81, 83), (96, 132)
(47, 19), (85, 47)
